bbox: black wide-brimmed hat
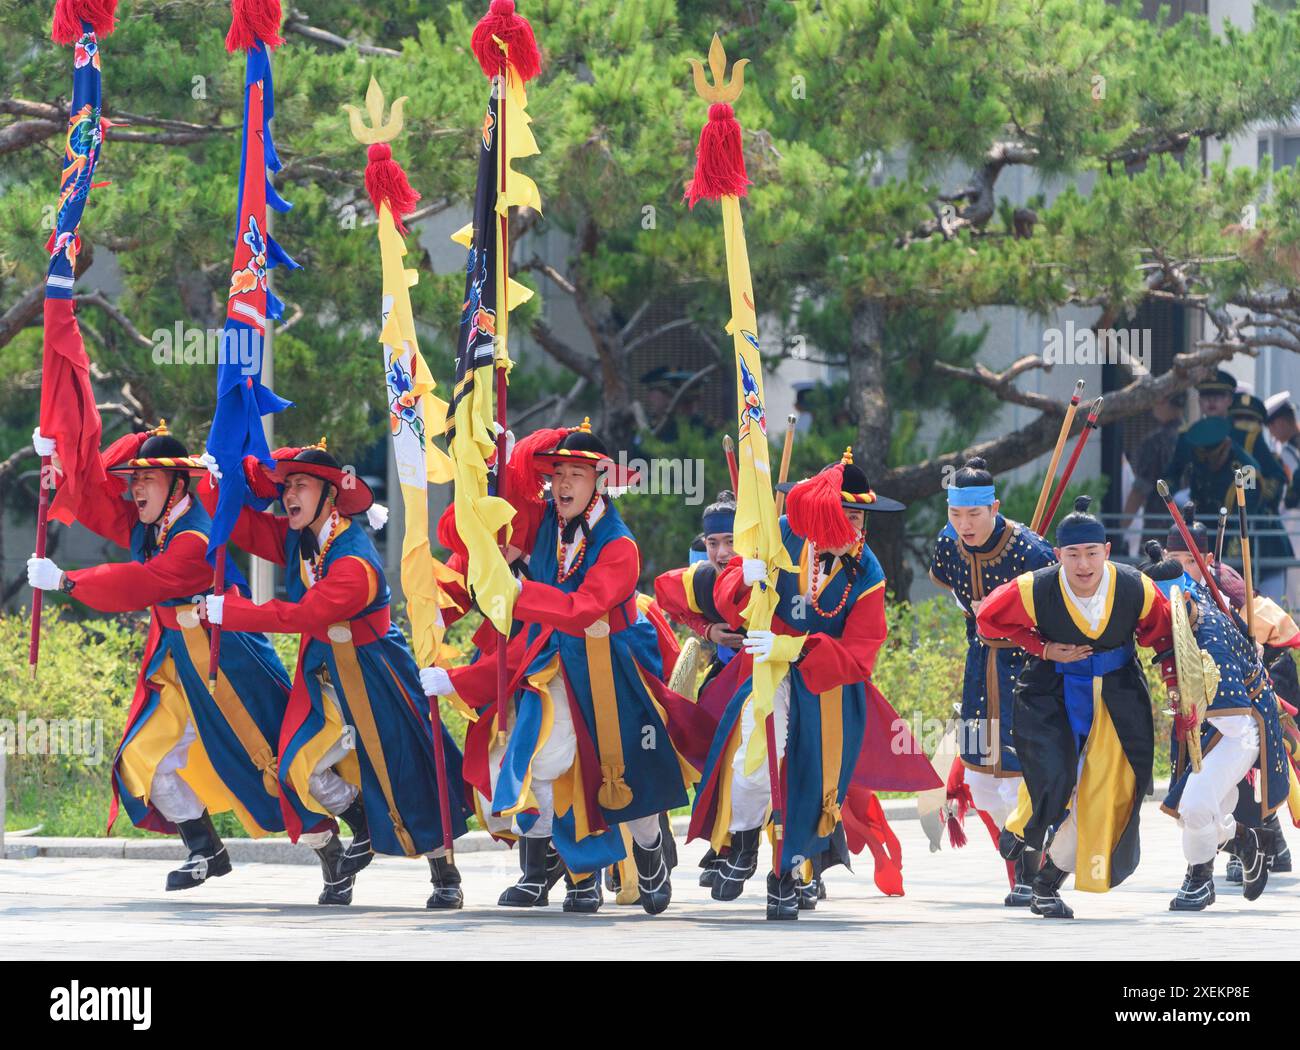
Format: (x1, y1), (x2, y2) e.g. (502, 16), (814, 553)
(777, 447), (905, 513)
(533, 418), (640, 488)
(1230, 392), (1266, 425)
(105, 421), (208, 478)
(270, 439), (375, 517)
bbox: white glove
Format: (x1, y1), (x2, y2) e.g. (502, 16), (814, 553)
(199, 594), (224, 625)
(743, 628), (776, 662)
(27, 555), (64, 591)
(420, 666), (454, 697)
(31, 428), (56, 458)
(366, 502), (389, 530)
(742, 558), (767, 586)
(197, 450), (222, 482)
(493, 423), (516, 464)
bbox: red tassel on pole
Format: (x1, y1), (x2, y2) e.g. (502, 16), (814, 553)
(364, 144), (421, 236)
(471, 0), (541, 82)
(51, 0), (118, 44)
(684, 103), (750, 209)
(225, 0), (284, 54)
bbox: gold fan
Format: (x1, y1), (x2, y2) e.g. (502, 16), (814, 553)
(669, 636), (703, 699)
(1170, 585), (1218, 773)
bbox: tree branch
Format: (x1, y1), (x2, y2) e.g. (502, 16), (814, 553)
(930, 354), (1056, 412)
(283, 12), (403, 57)
(73, 291), (153, 348)
(529, 317), (599, 383)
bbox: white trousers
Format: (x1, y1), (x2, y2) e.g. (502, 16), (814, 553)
(150, 719), (205, 823)
(298, 682), (361, 850)
(729, 674), (792, 833)
(517, 676), (662, 849)
(966, 769), (1022, 830)
(1178, 715), (1259, 864)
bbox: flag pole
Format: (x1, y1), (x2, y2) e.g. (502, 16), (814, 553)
(34, 0), (120, 675)
(1038, 396), (1103, 537)
(1234, 470), (1257, 647)
(494, 53), (513, 749)
(723, 434), (739, 491)
(773, 413), (797, 517)
(1030, 379), (1084, 534)
(29, 459), (52, 678)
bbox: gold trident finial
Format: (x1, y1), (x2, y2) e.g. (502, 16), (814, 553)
(841, 446), (854, 465)
(150, 419), (170, 436)
(689, 34), (748, 105)
(344, 77), (408, 146)
(576, 416), (592, 433)
(310, 436), (328, 451)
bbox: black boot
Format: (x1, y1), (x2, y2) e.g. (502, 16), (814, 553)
(797, 858), (823, 911)
(698, 847), (722, 888)
(711, 827), (760, 901)
(998, 828), (1026, 861)
(544, 842), (565, 898)
(1224, 823), (1272, 901)
(1004, 853), (1033, 907)
(632, 833), (672, 915)
(562, 870), (603, 913)
(426, 853), (463, 910)
(604, 863), (621, 893)
(336, 796), (374, 878)
(314, 832), (354, 905)
(659, 812), (679, 871)
(498, 835), (551, 907)
(1225, 853), (1243, 884)
(1169, 861), (1216, 911)
(165, 811), (232, 891)
(1264, 813), (1291, 872)
(1029, 854), (1074, 919)
(766, 870), (799, 920)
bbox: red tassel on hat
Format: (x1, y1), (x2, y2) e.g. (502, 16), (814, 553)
(786, 463), (857, 550)
(684, 103), (750, 209)
(51, 0), (118, 43)
(225, 0), (284, 54)
(507, 427), (569, 505)
(364, 144), (421, 237)
(471, 0), (542, 82)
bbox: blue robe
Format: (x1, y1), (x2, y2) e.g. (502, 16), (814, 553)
(111, 499), (305, 836)
(274, 519), (469, 854)
(929, 516), (1056, 774)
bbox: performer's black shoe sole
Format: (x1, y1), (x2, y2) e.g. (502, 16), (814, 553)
(165, 850), (232, 892)
(1029, 895), (1074, 919)
(318, 891), (353, 906)
(426, 889), (464, 910)
(497, 884), (548, 907)
(1169, 887), (1215, 911)
(766, 873), (799, 920)
(1003, 885), (1033, 907)
(699, 869), (717, 888)
(336, 847), (374, 879)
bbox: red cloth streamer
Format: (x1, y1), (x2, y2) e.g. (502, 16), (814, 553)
(471, 0), (541, 82)
(51, 0), (118, 43)
(785, 463), (857, 550)
(842, 786), (904, 896)
(684, 103), (750, 209)
(364, 143), (421, 236)
(41, 299), (107, 525)
(225, 0), (284, 54)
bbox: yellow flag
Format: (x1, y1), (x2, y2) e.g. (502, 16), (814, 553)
(721, 196), (796, 775)
(446, 58), (541, 634)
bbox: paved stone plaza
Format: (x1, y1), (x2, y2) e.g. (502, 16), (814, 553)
(1, 800), (1295, 960)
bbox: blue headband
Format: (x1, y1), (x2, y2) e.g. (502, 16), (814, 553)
(1153, 571), (1198, 600)
(948, 484), (997, 507)
(1056, 517), (1107, 547)
(702, 509), (735, 536)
